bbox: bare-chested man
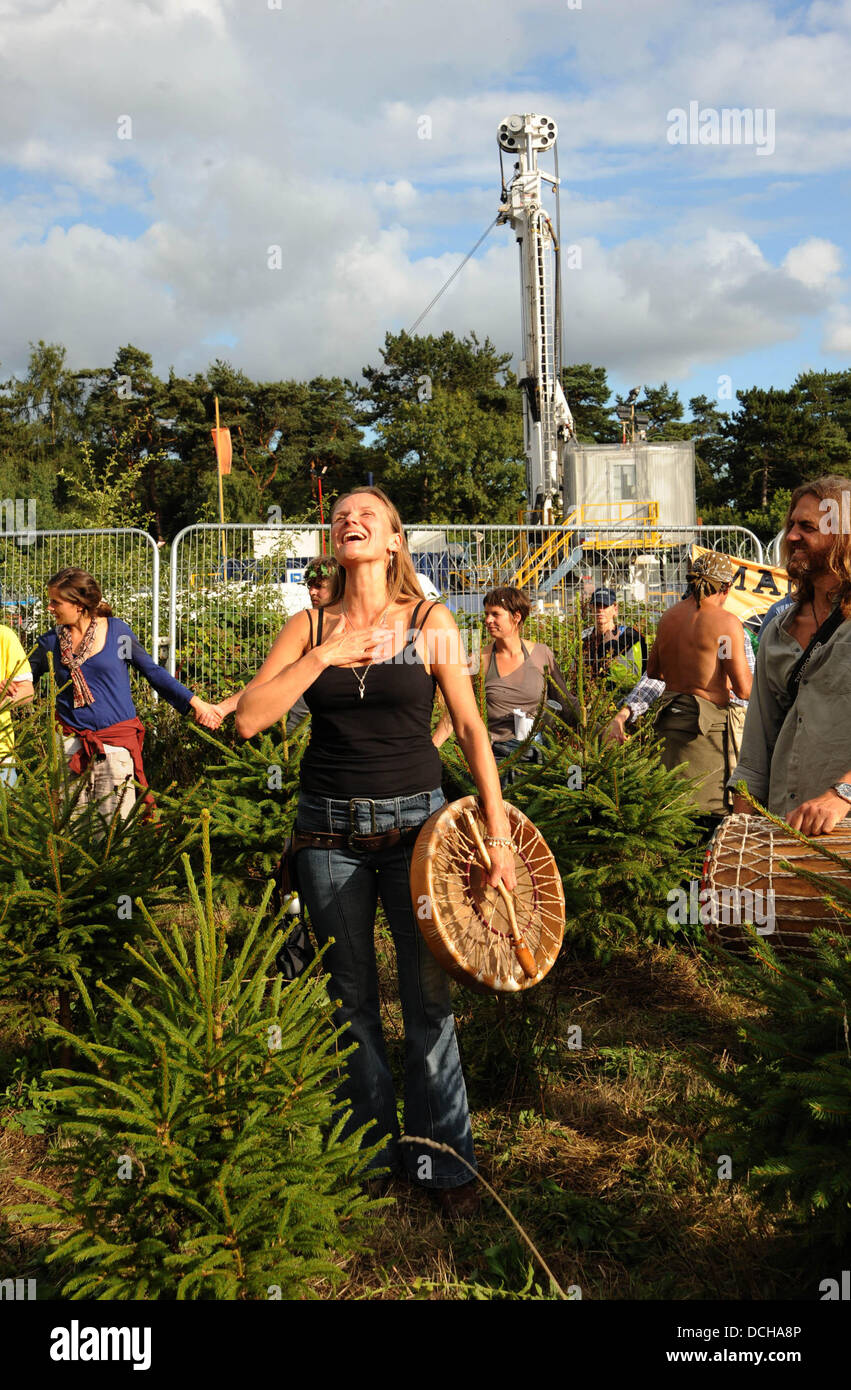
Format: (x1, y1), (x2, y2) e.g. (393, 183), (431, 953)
(645, 552), (752, 819)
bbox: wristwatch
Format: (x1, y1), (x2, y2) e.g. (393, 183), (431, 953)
(832, 783), (851, 803)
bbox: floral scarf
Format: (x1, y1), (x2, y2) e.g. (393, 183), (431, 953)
(57, 618), (99, 707)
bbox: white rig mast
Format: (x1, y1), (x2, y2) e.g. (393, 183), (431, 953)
(497, 113), (573, 523)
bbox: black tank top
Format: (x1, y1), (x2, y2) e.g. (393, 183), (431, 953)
(300, 600), (444, 797)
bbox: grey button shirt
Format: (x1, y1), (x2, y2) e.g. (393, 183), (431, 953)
(727, 602), (851, 815)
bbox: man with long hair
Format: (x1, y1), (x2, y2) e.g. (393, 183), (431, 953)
(729, 475), (851, 834)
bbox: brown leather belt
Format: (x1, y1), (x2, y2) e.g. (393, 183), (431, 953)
(291, 826), (422, 855)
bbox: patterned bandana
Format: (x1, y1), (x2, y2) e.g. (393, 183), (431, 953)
(687, 551), (736, 604)
(57, 618), (98, 707)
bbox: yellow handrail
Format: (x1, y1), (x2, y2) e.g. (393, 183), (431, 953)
(510, 500), (662, 587)
(511, 508), (580, 588)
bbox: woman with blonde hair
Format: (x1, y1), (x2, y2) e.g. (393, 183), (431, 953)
(236, 486), (515, 1216)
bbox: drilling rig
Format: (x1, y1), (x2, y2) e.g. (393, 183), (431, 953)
(497, 113), (574, 525)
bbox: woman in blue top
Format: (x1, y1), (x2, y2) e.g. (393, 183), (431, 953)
(28, 567), (225, 821)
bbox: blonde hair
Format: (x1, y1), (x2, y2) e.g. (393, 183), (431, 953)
(328, 486), (424, 605)
(781, 476), (851, 619)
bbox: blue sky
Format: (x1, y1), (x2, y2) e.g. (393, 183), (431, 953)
(0, 0), (848, 422)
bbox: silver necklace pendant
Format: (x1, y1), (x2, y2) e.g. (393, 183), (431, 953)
(343, 600), (389, 702)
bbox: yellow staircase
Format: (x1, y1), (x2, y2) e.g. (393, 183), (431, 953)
(510, 501), (661, 589)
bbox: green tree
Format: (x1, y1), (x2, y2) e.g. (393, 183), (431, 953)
(723, 383), (851, 512)
(706, 923), (851, 1256)
(687, 394), (733, 513)
(0, 341), (83, 528)
(78, 346), (171, 538)
(561, 364), (615, 442)
(356, 330), (516, 424)
(616, 382), (689, 440)
(160, 365), (370, 536)
(379, 383), (525, 522)
(354, 330), (524, 521)
(9, 813), (380, 1299)
(0, 680), (196, 1031)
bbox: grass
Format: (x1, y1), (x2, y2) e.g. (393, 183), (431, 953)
(0, 916), (804, 1301)
(310, 933), (799, 1301)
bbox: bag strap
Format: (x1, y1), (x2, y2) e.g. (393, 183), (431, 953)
(785, 604), (843, 705)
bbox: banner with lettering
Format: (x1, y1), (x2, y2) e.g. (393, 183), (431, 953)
(690, 544), (792, 626)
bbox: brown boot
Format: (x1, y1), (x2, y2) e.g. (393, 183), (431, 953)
(436, 1180), (480, 1220)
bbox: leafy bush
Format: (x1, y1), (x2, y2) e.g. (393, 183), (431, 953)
(0, 676), (195, 1025)
(439, 680), (702, 960)
(9, 813), (381, 1299)
(705, 926), (851, 1254)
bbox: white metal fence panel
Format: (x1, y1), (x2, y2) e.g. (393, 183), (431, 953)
(167, 520), (765, 697)
(167, 524), (320, 694)
(0, 527), (160, 658)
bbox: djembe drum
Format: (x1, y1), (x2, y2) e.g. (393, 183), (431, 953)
(409, 795), (565, 992)
(702, 813), (851, 953)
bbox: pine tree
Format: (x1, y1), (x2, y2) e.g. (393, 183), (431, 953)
(0, 674), (196, 1026)
(9, 811), (382, 1299)
(185, 719), (307, 913)
(438, 662), (702, 959)
(704, 924), (851, 1252)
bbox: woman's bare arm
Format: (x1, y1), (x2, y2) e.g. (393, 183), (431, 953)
(425, 609), (515, 891)
(235, 611), (323, 738)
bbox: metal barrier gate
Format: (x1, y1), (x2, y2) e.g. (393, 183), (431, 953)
(0, 520), (769, 701)
(168, 521), (765, 697)
(0, 527), (160, 655)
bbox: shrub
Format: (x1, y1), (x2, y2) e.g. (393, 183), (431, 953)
(439, 681), (702, 960)
(0, 675), (195, 1027)
(184, 719), (307, 913)
(704, 925), (851, 1255)
(8, 813), (381, 1299)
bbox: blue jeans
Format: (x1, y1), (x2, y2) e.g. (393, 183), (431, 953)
(295, 787), (476, 1188)
(491, 738), (542, 787)
(0, 764), (17, 788)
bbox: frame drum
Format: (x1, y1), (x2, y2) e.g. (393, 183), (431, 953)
(409, 795), (565, 992)
(702, 812), (851, 952)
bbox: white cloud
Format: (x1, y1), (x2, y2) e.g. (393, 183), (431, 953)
(0, 0), (848, 389)
(783, 237), (842, 287)
(823, 305), (851, 351)
(373, 180), (418, 210)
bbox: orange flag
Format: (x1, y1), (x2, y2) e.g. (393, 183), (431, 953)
(211, 427), (232, 475)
